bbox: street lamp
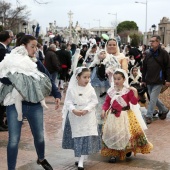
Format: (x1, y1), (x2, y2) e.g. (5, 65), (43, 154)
(135, 0), (148, 44)
(94, 19), (101, 36)
(151, 24), (156, 35)
(108, 12), (117, 36)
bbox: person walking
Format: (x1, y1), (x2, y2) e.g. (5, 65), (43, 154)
(142, 35), (170, 124)
(0, 35), (61, 170)
(101, 69), (153, 163)
(0, 30), (14, 131)
(62, 67), (101, 170)
(44, 44), (61, 83)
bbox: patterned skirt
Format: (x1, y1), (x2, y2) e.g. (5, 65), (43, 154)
(101, 110), (153, 160)
(62, 114), (101, 157)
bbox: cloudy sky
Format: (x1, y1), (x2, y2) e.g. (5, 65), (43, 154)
(8, 0), (170, 33)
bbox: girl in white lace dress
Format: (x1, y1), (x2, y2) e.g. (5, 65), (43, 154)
(62, 67), (101, 170)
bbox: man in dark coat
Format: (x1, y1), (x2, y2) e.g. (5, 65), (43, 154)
(44, 44), (61, 83)
(0, 30), (14, 131)
(142, 35), (170, 124)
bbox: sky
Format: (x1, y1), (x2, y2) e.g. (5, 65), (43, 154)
(8, 0), (170, 34)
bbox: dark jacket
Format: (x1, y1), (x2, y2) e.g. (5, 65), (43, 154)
(43, 44), (47, 55)
(142, 47), (170, 85)
(0, 43), (9, 62)
(44, 49), (61, 74)
(55, 49), (71, 69)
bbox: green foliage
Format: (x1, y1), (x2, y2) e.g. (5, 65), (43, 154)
(117, 21), (138, 34)
(37, 36), (43, 44)
(129, 33), (140, 47)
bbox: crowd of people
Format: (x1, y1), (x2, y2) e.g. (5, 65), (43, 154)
(0, 30), (170, 170)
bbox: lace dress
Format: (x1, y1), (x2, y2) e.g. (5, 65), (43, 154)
(101, 87), (153, 160)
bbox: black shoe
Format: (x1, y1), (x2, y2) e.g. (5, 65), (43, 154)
(0, 124), (8, 131)
(145, 116), (152, 124)
(75, 161), (78, 166)
(158, 110), (169, 120)
(78, 167), (84, 170)
(99, 92), (106, 97)
(108, 157), (116, 163)
(37, 159), (53, 170)
(126, 152), (132, 157)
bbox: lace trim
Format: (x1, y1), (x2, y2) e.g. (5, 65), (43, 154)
(107, 87), (129, 98)
(107, 87), (129, 107)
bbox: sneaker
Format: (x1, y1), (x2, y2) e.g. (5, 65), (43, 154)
(158, 110), (169, 120)
(37, 159), (53, 170)
(145, 117), (152, 124)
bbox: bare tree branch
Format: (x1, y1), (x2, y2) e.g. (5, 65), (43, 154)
(16, 0), (49, 5)
(34, 0), (49, 4)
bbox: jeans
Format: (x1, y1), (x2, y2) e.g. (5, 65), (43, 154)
(50, 72), (58, 83)
(6, 103), (44, 170)
(146, 84), (168, 118)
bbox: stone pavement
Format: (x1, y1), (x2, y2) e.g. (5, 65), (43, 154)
(1, 90), (170, 170)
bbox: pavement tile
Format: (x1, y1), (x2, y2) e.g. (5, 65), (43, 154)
(1, 95), (170, 170)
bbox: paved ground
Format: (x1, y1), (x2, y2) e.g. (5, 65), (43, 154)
(1, 90), (170, 170)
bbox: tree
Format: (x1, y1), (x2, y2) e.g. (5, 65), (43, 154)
(117, 21), (138, 34)
(0, 1), (30, 32)
(16, 0), (49, 4)
(129, 33), (141, 47)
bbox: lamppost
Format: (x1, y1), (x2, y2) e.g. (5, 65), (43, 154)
(135, 0), (148, 44)
(68, 10), (73, 41)
(108, 12), (117, 36)
(22, 22), (27, 33)
(94, 19), (100, 36)
(151, 24), (156, 35)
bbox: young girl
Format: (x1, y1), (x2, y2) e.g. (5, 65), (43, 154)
(101, 69), (153, 163)
(89, 50), (110, 134)
(83, 44), (98, 67)
(129, 67), (146, 104)
(90, 49), (110, 97)
(62, 67), (101, 170)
